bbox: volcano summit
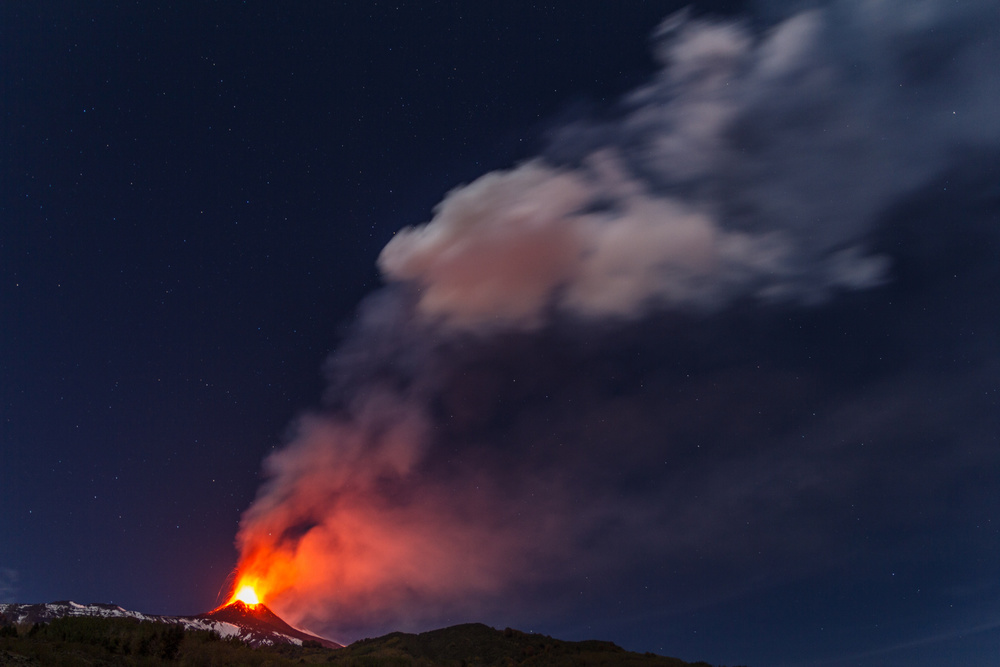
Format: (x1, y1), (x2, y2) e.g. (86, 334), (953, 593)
(198, 600), (341, 648)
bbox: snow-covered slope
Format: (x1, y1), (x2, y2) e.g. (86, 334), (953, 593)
(0, 601), (159, 625)
(0, 600), (341, 649)
(195, 600), (341, 648)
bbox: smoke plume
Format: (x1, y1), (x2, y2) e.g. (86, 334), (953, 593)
(379, 0), (997, 330)
(234, 0), (1000, 640)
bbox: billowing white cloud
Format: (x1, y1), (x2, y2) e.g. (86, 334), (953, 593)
(379, 0), (997, 330)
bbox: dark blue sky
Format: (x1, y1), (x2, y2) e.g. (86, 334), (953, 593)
(2, 2), (998, 666)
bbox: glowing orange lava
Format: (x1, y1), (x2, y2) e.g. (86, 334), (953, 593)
(225, 545), (300, 611)
(219, 576), (266, 609)
(232, 584), (259, 606)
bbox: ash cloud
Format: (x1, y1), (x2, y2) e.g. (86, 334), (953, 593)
(235, 0), (1000, 641)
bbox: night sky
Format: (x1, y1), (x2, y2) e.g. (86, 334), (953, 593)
(2, 2), (999, 666)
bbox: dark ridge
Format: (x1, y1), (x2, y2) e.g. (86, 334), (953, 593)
(342, 622), (712, 667)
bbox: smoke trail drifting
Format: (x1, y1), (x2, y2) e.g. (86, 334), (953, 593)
(233, 0), (1000, 639)
(380, 0), (997, 330)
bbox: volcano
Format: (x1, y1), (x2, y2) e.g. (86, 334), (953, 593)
(0, 600), (341, 649)
(197, 600), (341, 648)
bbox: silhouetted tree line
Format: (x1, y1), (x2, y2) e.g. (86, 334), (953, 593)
(0, 615), (332, 665)
(15, 616), (185, 659)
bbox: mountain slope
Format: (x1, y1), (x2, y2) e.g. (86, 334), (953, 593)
(0, 600), (340, 649)
(330, 623), (713, 667)
(197, 600), (340, 648)
(1, 602), (722, 666)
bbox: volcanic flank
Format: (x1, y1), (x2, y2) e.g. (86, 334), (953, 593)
(0, 600), (342, 649)
(198, 600), (341, 649)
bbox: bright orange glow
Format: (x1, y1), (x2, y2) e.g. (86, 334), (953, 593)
(233, 584), (259, 606)
(219, 573), (270, 610)
(225, 545), (300, 613)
